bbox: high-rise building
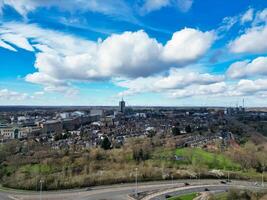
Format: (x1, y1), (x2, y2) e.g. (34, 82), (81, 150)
(119, 98), (126, 113)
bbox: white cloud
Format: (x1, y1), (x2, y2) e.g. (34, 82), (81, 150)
(226, 60), (249, 79)
(25, 72), (68, 87)
(140, 0), (193, 14)
(235, 79), (267, 94)
(1, 33), (34, 51)
(0, 0), (135, 21)
(25, 72), (78, 95)
(227, 57), (267, 79)
(0, 0), (37, 16)
(0, 23), (215, 93)
(154, 69), (224, 89)
(0, 39), (17, 51)
(96, 30), (164, 78)
(218, 16), (239, 32)
(253, 8), (267, 26)
(229, 8), (267, 54)
(115, 68), (224, 96)
(176, 0), (193, 13)
(34, 91), (44, 96)
(169, 82), (227, 98)
(140, 0), (170, 14)
(229, 25), (267, 54)
(163, 78), (267, 99)
(241, 8), (254, 24)
(115, 64), (267, 99)
(162, 28), (214, 63)
(0, 89), (28, 101)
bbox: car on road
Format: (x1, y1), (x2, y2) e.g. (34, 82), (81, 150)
(165, 194), (172, 198)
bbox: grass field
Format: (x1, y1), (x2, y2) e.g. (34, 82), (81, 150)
(167, 192), (198, 200)
(175, 148), (240, 170)
(214, 193), (228, 200)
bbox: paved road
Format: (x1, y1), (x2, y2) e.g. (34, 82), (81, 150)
(0, 192), (11, 200)
(148, 184), (262, 200)
(0, 180), (264, 200)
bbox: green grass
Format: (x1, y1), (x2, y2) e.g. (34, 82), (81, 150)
(214, 192), (228, 200)
(168, 192), (198, 200)
(20, 164), (56, 175)
(175, 148), (240, 170)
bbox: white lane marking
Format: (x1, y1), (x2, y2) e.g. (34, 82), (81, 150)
(8, 195), (20, 200)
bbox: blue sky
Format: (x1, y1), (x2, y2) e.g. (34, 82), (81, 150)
(0, 0), (267, 106)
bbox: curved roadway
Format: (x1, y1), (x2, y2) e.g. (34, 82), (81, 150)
(0, 179), (264, 200)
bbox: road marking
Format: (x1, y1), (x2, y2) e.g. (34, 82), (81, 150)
(8, 195), (20, 200)
(142, 185), (231, 200)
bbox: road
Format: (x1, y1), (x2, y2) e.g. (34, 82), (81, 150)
(147, 185), (263, 200)
(0, 179), (264, 200)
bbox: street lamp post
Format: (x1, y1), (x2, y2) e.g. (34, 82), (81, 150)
(39, 179), (44, 200)
(262, 166), (264, 187)
(99, 171), (103, 185)
(135, 168), (138, 197)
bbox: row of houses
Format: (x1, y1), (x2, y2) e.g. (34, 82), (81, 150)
(0, 113), (101, 141)
(0, 123), (41, 140)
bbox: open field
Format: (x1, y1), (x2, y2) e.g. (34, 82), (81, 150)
(175, 148), (240, 170)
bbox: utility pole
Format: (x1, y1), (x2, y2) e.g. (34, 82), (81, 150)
(135, 168), (138, 197)
(40, 179), (44, 200)
(171, 174), (174, 186)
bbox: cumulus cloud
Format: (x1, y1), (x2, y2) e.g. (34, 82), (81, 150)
(25, 72), (78, 95)
(226, 60), (249, 79)
(116, 63), (267, 99)
(115, 68), (224, 97)
(0, 89), (28, 101)
(162, 28), (214, 63)
(164, 78), (267, 99)
(229, 25), (267, 54)
(169, 82), (227, 98)
(229, 8), (267, 54)
(0, 22), (215, 93)
(227, 57), (267, 79)
(235, 79), (267, 95)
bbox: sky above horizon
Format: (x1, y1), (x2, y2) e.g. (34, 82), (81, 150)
(0, 0), (267, 107)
